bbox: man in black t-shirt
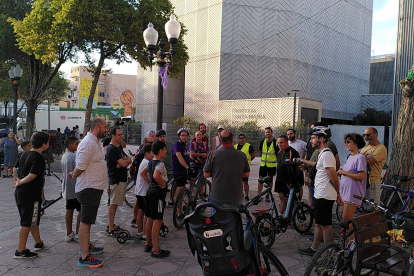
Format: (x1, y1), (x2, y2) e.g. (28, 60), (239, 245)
(106, 127), (132, 236)
(274, 135), (301, 216)
(13, 131), (50, 259)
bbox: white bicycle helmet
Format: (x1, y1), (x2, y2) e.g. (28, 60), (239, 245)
(177, 128), (189, 136)
(309, 126), (331, 138)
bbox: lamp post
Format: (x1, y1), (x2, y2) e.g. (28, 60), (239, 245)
(143, 15), (181, 131)
(8, 64), (23, 135)
(290, 90), (300, 129)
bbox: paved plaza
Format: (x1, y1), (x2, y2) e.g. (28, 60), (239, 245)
(0, 145), (318, 275)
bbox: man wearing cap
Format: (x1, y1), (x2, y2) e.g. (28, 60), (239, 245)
(156, 129), (166, 143)
(211, 125), (225, 151)
(258, 127), (279, 202)
(234, 133), (255, 200)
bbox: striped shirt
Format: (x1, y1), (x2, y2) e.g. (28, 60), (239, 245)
(75, 132), (108, 193)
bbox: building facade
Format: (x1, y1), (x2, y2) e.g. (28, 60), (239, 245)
(64, 66), (136, 118)
(137, 0), (373, 127)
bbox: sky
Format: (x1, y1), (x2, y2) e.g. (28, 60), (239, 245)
(58, 0), (400, 78)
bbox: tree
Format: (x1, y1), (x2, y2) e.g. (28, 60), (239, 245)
(8, 0), (77, 138)
(353, 108), (392, 126)
(66, 0), (189, 135)
(386, 64), (414, 211)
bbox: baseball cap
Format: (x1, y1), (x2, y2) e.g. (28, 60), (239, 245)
(217, 125), (225, 130)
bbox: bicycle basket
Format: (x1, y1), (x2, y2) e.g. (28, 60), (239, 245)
(184, 202), (253, 275)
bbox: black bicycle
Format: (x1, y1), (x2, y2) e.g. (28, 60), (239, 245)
(254, 160), (313, 248)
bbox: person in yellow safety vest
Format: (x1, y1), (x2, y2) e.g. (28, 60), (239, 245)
(258, 127), (279, 202)
(234, 133), (255, 200)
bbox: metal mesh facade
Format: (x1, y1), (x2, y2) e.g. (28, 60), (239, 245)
(361, 95), (393, 113)
(138, 0), (372, 127)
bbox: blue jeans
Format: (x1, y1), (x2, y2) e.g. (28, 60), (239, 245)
(309, 186), (315, 206)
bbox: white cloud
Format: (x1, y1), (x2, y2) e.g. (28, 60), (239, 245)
(373, 0), (399, 22)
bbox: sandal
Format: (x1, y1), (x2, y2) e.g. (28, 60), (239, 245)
(2, 175), (6, 178)
(9, 175), (13, 177)
(106, 225), (122, 233)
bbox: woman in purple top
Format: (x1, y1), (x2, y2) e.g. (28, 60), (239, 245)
(337, 133), (367, 236)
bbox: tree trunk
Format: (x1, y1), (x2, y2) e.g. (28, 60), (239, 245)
(83, 51), (106, 136)
(26, 98), (37, 139)
(386, 62), (414, 211)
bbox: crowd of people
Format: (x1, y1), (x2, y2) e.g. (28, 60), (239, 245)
(10, 118), (401, 268)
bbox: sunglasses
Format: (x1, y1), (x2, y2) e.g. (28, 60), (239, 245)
(344, 140), (352, 144)
(363, 133), (374, 137)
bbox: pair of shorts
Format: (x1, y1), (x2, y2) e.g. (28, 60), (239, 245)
(145, 188), (166, 220)
(274, 181), (290, 197)
(242, 177), (249, 182)
(190, 167), (202, 179)
(365, 180), (381, 204)
(314, 198), (335, 226)
(17, 201), (41, 227)
(136, 195), (147, 211)
(109, 182), (127, 205)
(259, 166), (276, 177)
(174, 175), (187, 188)
(66, 198), (81, 212)
(76, 188), (103, 225)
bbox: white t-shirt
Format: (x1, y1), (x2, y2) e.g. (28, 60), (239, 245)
(314, 149), (337, 200)
(288, 139), (307, 158)
(135, 158), (149, 196)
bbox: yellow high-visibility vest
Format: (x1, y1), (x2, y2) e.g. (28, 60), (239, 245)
(260, 139), (276, 167)
(234, 143), (252, 165)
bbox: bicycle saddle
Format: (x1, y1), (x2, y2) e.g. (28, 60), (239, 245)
(258, 176), (272, 185)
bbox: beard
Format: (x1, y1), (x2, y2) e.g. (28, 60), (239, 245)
(365, 138), (373, 145)
(288, 136), (295, 141)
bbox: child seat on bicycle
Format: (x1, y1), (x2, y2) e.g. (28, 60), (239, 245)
(184, 202), (258, 276)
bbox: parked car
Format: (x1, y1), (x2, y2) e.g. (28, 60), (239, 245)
(0, 123), (10, 138)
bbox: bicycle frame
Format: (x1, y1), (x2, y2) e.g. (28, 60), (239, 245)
(381, 182), (414, 212)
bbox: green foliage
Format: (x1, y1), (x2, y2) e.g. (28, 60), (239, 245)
(173, 115), (199, 128)
(353, 108), (391, 126)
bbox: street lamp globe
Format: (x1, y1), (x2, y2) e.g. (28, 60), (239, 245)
(13, 64), (24, 78)
(143, 22), (158, 49)
(165, 14), (181, 42)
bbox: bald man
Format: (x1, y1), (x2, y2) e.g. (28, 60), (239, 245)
(204, 129), (250, 209)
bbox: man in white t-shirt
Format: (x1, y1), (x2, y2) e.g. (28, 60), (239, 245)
(299, 126), (340, 256)
(134, 144), (154, 240)
(287, 128), (307, 158)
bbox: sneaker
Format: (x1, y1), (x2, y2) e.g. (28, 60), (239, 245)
(65, 232), (75, 242)
(307, 237), (314, 242)
(265, 195), (270, 202)
(299, 246), (316, 256)
(79, 243), (104, 255)
(151, 248), (170, 258)
(245, 196), (249, 201)
(131, 219), (137, 228)
(14, 249), (38, 259)
(107, 199), (110, 206)
(74, 234), (79, 242)
(77, 254), (104, 268)
(135, 232), (143, 238)
(168, 201), (174, 206)
(34, 241), (44, 251)
(144, 244), (153, 253)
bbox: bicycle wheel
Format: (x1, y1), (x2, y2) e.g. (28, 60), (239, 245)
(291, 202), (313, 234)
(167, 178), (177, 202)
(305, 242), (349, 276)
(196, 179), (211, 205)
(124, 178), (136, 208)
(336, 203), (343, 221)
(257, 243), (288, 275)
(255, 213), (276, 248)
(173, 188), (191, 229)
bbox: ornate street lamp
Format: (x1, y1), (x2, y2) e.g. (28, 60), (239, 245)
(8, 64), (23, 135)
(143, 15), (181, 130)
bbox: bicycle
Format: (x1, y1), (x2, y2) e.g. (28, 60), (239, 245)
(173, 169), (211, 228)
(184, 200), (289, 275)
(305, 195), (413, 276)
(380, 174), (414, 213)
(254, 162), (313, 248)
